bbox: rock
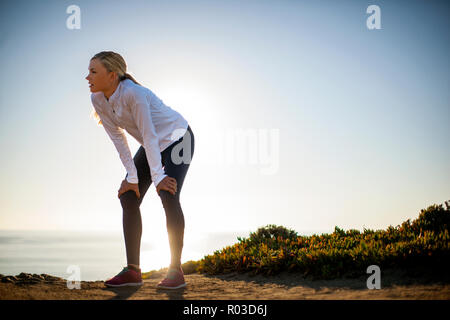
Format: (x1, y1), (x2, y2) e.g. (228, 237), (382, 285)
(12, 273), (46, 285)
(2, 276), (16, 283)
(16, 278), (42, 286)
(40, 274), (63, 282)
(32, 274), (45, 281)
(0, 273), (63, 284)
(17, 273), (33, 280)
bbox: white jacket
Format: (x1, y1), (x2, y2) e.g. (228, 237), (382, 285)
(90, 79), (188, 187)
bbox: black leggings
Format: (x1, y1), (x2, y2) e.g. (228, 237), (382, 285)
(119, 125), (195, 268)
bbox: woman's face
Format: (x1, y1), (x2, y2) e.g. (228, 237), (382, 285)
(85, 58), (117, 93)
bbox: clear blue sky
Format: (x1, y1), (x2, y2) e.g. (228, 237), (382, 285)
(1, 0), (449, 240)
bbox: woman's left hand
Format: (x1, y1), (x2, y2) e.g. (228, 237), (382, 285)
(156, 176), (178, 196)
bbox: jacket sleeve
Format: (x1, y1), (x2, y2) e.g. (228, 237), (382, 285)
(91, 95), (139, 184)
(127, 88), (167, 188)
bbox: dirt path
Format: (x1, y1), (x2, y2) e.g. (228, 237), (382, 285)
(1, 268), (449, 300)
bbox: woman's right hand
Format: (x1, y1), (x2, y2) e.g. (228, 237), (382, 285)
(156, 176), (178, 196)
(118, 179), (140, 199)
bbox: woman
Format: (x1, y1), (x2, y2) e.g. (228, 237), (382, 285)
(86, 51), (194, 289)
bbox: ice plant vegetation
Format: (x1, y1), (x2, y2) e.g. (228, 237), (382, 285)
(195, 201), (450, 280)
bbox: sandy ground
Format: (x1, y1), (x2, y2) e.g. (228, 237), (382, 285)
(1, 267), (449, 300)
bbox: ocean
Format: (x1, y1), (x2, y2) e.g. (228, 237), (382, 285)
(0, 229), (251, 281)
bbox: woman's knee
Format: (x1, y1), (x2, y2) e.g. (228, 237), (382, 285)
(119, 191), (140, 212)
(159, 190), (183, 217)
(158, 189), (180, 202)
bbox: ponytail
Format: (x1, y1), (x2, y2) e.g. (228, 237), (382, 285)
(120, 72), (141, 85)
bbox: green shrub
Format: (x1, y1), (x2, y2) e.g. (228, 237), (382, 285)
(239, 224), (298, 245)
(410, 201), (450, 233)
(192, 200), (450, 280)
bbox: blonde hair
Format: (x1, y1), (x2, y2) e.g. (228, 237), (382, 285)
(89, 51), (141, 126)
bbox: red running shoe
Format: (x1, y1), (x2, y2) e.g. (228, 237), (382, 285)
(105, 266), (143, 287)
(156, 266), (186, 289)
